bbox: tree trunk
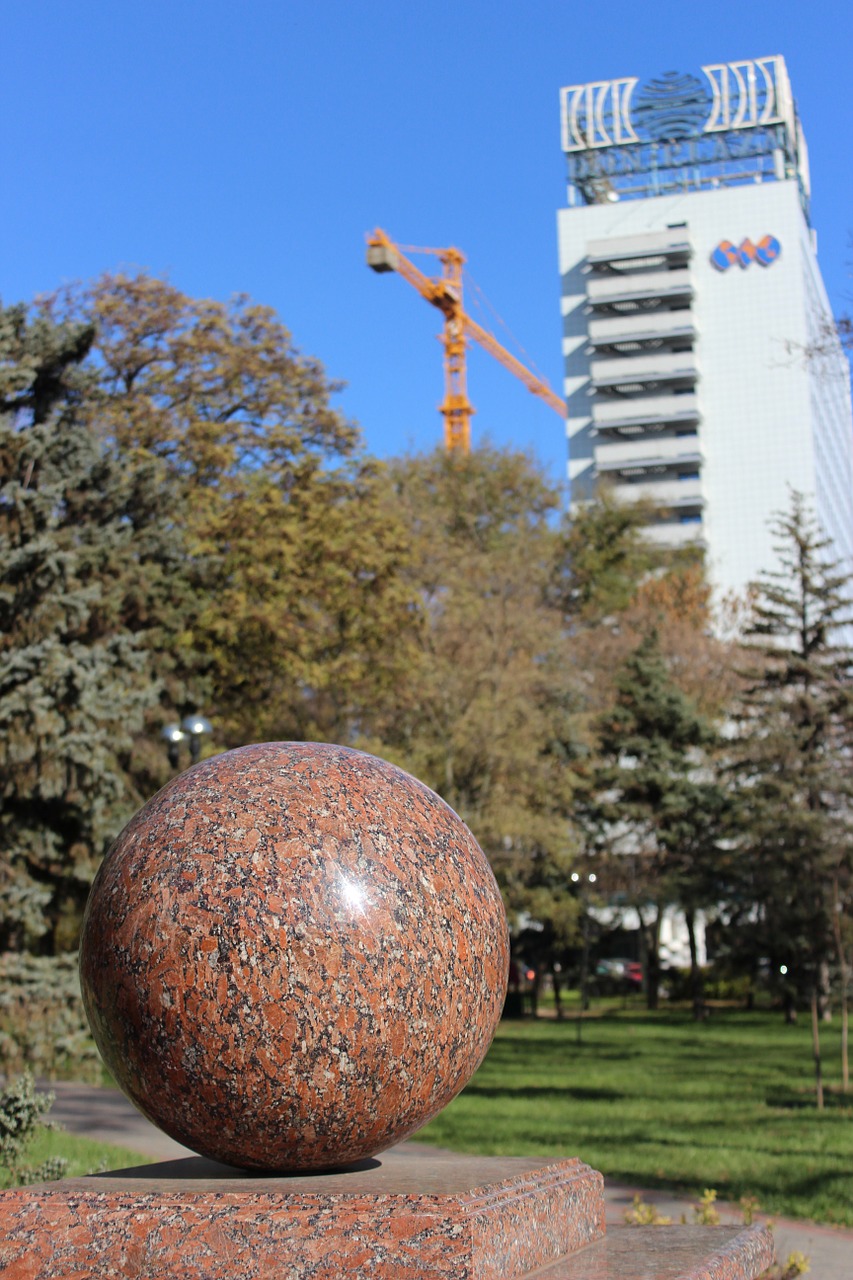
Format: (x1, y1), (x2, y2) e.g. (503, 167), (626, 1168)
(810, 986), (825, 1110)
(782, 984), (797, 1023)
(685, 907), (706, 1021)
(835, 952), (845, 1090)
(843, 985), (850, 1095)
(818, 961), (832, 1022)
(831, 882), (849, 1092)
(638, 905), (661, 1011)
(576, 914), (590, 1046)
(552, 968), (564, 1021)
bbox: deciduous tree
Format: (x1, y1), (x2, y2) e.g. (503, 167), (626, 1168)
(360, 445), (583, 966)
(56, 272), (419, 747)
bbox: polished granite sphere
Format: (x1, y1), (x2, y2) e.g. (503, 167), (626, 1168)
(79, 742), (508, 1172)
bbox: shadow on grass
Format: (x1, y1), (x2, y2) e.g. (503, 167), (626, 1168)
(467, 1084), (625, 1102)
(528, 1011), (809, 1033)
(766, 1088), (853, 1112)
(490, 1036), (642, 1062)
(779, 1168), (853, 1215)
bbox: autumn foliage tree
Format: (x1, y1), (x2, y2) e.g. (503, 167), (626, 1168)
(358, 445), (584, 960)
(56, 273), (419, 749)
(2, 273), (423, 956)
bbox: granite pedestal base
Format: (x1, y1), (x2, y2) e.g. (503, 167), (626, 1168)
(0, 1152), (603, 1280)
(0, 1152), (774, 1280)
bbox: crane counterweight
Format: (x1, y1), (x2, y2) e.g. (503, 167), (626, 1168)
(366, 244), (398, 273)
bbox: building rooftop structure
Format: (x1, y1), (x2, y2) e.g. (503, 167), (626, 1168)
(561, 57), (809, 216)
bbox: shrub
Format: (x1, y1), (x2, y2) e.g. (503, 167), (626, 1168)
(0, 1073), (67, 1187)
(664, 964), (755, 1005)
(0, 952), (100, 1081)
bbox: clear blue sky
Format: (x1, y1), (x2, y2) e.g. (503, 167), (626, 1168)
(3, 0), (852, 485)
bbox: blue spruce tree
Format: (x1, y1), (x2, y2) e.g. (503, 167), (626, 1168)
(0, 304), (184, 953)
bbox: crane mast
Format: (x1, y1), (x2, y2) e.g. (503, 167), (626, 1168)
(366, 228), (565, 454)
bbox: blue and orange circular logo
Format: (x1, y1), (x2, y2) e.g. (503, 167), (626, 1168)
(711, 235), (781, 270)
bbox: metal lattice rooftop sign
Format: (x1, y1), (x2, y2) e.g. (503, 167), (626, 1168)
(559, 56), (809, 215)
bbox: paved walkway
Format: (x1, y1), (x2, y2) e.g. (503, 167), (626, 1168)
(42, 1081), (853, 1279)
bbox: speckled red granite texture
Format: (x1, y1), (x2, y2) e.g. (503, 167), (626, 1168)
(0, 1153), (604, 1280)
(531, 1224), (775, 1279)
(79, 743), (509, 1171)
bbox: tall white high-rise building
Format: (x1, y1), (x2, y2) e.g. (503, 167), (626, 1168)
(557, 56), (853, 599)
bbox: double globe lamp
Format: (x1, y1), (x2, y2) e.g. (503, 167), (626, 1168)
(161, 713), (213, 770)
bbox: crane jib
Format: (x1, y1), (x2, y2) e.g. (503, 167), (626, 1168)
(366, 228), (566, 453)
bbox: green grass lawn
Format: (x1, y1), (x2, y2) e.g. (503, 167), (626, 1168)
(418, 1009), (853, 1226)
(0, 1128), (145, 1190)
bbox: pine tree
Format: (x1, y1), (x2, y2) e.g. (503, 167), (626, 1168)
(729, 492), (853, 1104)
(0, 304), (179, 952)
(578, 629), (723, 1009)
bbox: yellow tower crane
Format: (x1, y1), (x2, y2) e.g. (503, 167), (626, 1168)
(366, 228), (565, 454)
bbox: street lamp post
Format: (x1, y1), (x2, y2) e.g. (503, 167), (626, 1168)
(572, 870), (597, 1044)
(161, 714), (213, 771)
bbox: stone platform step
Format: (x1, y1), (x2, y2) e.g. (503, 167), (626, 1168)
(0, 1153), (773, 1280)
(527, 1224), (773, 1279)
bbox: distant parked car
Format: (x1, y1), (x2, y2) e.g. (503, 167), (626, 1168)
(594, 958), (643, 994)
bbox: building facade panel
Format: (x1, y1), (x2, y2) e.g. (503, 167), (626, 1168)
(557, 57), (853, 602)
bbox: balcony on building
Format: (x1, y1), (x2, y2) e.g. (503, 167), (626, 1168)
(592, 392), (700, 433)
(584, 228), (693, 274)
(593, 436), (703, 472)
(605, 470), (704, 508)
(585, 268), (694, 311)
(587, 310), (697, 355)
(642, 520), (706, 549)
(590, 351), (699, 394)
